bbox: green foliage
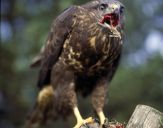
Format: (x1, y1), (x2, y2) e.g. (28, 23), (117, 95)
(0, 0), (163, 127)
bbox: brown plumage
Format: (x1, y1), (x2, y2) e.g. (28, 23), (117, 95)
(27, 0), (125, 127)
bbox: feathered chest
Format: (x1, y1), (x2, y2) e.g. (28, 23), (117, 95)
(60, 13), (123, 74)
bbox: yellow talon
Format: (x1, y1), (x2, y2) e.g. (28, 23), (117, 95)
(73, 106), (94, 128)
(73, 117), (94, 128)
(97, 110), (106, 126)
(84, 117), (94, 124)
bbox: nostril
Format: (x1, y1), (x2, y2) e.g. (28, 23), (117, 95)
(110, 3), (119, 11)
(112, 7), (115, 10)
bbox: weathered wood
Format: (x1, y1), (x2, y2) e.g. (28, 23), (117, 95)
(126, 105), (163, 128)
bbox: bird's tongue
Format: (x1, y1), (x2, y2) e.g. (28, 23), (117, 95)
(100, 13), (119, 27)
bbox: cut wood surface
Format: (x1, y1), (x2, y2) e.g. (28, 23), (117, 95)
(126, 105), (163, 128)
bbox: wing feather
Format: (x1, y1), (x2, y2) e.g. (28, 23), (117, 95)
(37, 6), (80, 88)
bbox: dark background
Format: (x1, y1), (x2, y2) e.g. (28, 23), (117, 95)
(0, 0), (163, 128)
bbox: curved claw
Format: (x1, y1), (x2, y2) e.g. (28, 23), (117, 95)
(102, 118), (109, 128)
(73, 117), (95, 128)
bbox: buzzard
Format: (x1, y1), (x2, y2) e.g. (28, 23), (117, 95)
(28, 0), (125, 128)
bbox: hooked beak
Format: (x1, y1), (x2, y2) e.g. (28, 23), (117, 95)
(99, 3), (124, 28)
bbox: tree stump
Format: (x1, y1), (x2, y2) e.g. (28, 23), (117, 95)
(126, 105), (163, 128)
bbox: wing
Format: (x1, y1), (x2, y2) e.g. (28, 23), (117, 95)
(37, 6), (80, 88)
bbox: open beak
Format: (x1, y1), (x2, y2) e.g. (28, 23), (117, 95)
(99, 3), (124, 28)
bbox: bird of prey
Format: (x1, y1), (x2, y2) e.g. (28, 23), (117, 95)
(28, 0), (125, 128)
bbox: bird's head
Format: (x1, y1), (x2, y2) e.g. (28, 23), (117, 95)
(98, 0), (125, 29)
(84, 0), (125, 30)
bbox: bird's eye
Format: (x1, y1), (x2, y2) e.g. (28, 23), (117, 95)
(99, 4), (107, 11)
(120, 6), (125, 14)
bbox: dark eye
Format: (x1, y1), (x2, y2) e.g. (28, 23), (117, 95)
(120, 6), (125, 14)
(99, 4), (107, 11)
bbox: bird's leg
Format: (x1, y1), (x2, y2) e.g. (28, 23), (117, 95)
(73, 106), (94, 128)
(97, 110), (106, 125)
(91, 79), (108, 127)
(73, 106), (83, 125)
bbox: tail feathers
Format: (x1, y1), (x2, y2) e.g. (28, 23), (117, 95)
(26, 86), (57, 128)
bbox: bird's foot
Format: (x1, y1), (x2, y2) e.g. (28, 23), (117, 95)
(101, 118), (109, 128)
(97, 111), (106, 128)
(73, 117), (95, 128)
(102, 119), (125, 128)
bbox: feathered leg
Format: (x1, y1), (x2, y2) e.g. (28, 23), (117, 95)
(91, 79), (108, 126)
(54, 81), (95, 128)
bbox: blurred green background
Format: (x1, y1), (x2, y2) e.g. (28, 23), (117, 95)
(0, 0), (163, 128)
